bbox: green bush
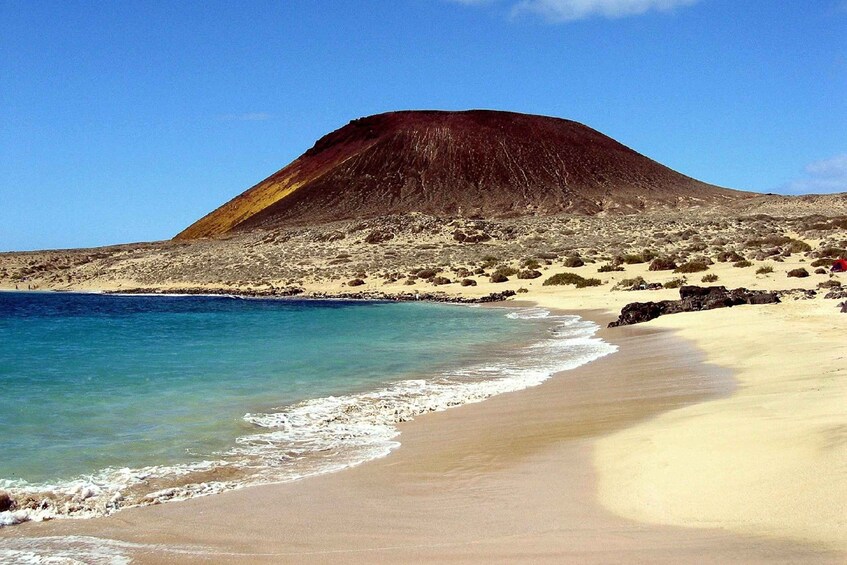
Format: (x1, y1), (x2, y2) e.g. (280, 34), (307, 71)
(521, 258), (541, 269)
(674, 261), (709, 273)
(664, 277), (687, 289)
(649, 258), (677, 271)
(576, 277), (601, 288)
(598, 264), (625, 273)
(480, 255), (499, 268)
(543, 273), (586, 286)
(494, 266), (518, 277)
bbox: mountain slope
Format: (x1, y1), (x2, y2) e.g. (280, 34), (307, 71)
(176, 110), (750, 240)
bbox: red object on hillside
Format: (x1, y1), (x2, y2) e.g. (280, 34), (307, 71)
(832, 259), (847, 273)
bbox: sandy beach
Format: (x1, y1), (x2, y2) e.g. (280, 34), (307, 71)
(1, 212), (846, 563)
(2, 286), (844, 563)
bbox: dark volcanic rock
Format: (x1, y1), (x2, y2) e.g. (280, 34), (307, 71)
(608, 285), (780, 327)
(0, 491), (15, 512)
(176, 110), (749, 240)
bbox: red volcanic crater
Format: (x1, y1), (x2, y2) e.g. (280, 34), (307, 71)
(177, 110), (749, 240)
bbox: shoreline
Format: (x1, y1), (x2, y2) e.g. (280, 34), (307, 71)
(0, 299), (608, 527)
(3, 302), (840, 563)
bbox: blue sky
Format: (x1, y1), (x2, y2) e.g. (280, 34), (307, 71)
(1, 0), (845, 251)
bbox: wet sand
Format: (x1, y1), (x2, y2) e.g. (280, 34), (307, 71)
(2, 308), (840, 563)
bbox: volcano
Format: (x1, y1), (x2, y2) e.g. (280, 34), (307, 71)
(176, 110), (749, 240)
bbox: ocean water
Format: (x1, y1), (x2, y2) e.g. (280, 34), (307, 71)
(0, 292), (615, 526)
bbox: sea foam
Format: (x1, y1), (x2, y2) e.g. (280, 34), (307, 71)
(0, 309), (616, 526)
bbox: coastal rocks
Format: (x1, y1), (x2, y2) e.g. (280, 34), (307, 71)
(306, 289), (516, 303)
(106, 286), (305, 298)
(608, 285), (780, 327)
(0, 491), (15, 512)
(777, 289), (818, 300)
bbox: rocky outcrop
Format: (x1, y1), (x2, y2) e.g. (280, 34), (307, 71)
(608, 285), (780, 327)
(106, 287), (516, 304)
(0, 491), (15, 512)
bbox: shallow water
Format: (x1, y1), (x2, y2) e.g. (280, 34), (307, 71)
(0, 292), (615, 525)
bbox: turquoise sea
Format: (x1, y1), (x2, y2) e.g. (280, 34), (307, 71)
(0, 291), (615, 525)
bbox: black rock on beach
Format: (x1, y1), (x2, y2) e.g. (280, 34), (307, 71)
(608, 285), (780, 327)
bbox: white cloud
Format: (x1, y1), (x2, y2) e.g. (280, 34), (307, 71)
(783, 154), (847, 194)
(447, 0), (701, 21)
(511, 0), (699, 21)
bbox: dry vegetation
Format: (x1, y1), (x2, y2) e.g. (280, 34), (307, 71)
(2, 201), (846, 298)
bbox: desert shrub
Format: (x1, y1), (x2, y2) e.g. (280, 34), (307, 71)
(598, 264), (625, 273)
(744, 234), (790, 249)
(674, 261), (709, 274)
(494, 266), (518, 277)
(517, 269), (542, 280)
(810, 258), (833, 268)
(575, 277), (601, 288)
(622, 254), (646, 264)
(490, 273), (509, 283)
(701, 274), (719, 283)
(543, 273), (586, 286)
(649, 258), (677, 271)
(347, 278), (365, 287)
(460, 278), (477, 287)
(818, 247), (847, 258)
(480, 255), (499, 268)
(785, 239), (812, 254)
(716, 250), (744, 262)
(733, 260), (753, 268)
(756, 265), (774, 275)
(787, 268), (809, 278)
(563, 256), (585, 268)
(431, 276), (451, 286)
(664, 277), (687, 289)
(521, 258), (541, 269)
(617, 276), (646, 288)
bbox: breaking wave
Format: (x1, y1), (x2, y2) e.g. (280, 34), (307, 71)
(0, 309), (615, 527)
